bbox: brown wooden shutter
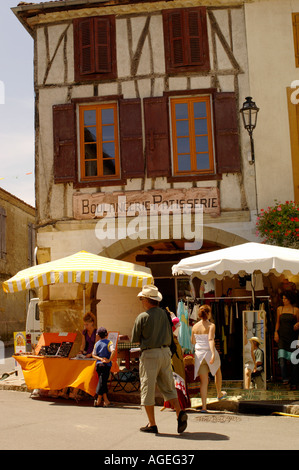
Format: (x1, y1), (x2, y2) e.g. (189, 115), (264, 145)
(186, 8), (208, 66)
(144, 96), (171, 177)
(74, 16), (116, 81)
(293, 13), (299, 67)
(0, 206), (6, 259)
(163, 7), (210, 73)
(213, 92), (241, 173)
(119, 98), (144, 178)
(169, 11), (184, 67)
(74, 18), (95, 76)
(53, 103), (77, 183)
(95, 17), (112, 73)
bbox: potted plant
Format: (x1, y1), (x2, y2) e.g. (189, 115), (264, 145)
(256, 200), (299, 248)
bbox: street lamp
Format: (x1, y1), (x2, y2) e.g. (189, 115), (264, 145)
(240, 96), (259, 165)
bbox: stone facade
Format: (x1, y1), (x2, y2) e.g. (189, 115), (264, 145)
(0, 188), (36, 342)
(11, 0), (299, 341)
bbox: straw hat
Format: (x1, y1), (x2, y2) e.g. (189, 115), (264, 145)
(249, 336), (261, 345)
(137, 285), (163, 302)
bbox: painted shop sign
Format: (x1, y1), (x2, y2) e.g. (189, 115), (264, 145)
(73, 187), (220, 220)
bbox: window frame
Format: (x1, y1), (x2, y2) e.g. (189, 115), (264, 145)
(293, 13), (299, 68)
(73, 15), (117, 82)
(79, 102), (121, 182)
(0, 206), (6, 260)
(163, 7), (210, 74)
(170, 94), (215, 177)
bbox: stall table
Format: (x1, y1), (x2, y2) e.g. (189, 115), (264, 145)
(14, 355), (98, 396)
(117, 342), (140, 369)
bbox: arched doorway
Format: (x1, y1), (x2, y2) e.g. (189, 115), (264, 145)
(99, 230), (253, 381)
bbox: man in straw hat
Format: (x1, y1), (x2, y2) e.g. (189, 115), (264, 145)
(249, 337), (264, 388)
(132, 285), (188, 434)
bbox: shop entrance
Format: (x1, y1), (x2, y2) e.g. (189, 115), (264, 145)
(121, 239), (274, 385)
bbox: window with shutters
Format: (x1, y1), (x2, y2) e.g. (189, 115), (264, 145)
(0, 206), (6, 260)
(293, 13), (299, 67)
(163, 7), (210, 74)
(170, 95), (214, 176)
(74, 16), (116, 81)
(143, 91), (240, 181)
(79, 103), (120, 181)
(53, 97), (144, 187)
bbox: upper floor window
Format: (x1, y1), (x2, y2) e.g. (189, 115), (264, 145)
(73, 16), (117, 82)
(170, 95), (214, 175)
(293, 13), (299, 67)
(0, 206), (6, 260)
(163, 7), (210, 74)
(52, 93), (240, 187)
(79, 103), (120, 180)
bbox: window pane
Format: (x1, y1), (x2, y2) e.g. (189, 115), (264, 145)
(193, 101), (206, 118)
(196, 135), (209, 153)
(84, 110), (96, 126)
(84, 127), (97, 142)
(84, 143), (97, 159)
(194, 119), (207, 135)
(85, 161), (97, 176)
(176, 120), (189, 137)
(102, 125), (115, 141)
(178, 155), (191, 172)
(101, 108), (114, 125)
(196, 154), (210, 170)
(102, 142), (115, 159)
(175, 103), (188, 119)
(103, 159), (116, 175)
(177, 137), (190, 154)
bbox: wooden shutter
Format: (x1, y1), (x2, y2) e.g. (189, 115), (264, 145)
(144, 96), (171, 177)
(74, 16), (116, 81)
(95, 17), (112, 73)
(0, 206), (6, 259)
(168, 11), (184, 67)
(186, 8), (208, 66)
(78, 18), (95, 75)
(119, 98), (144, 178)
(53, 103), (77, 183)
(213, 92), (240, 173)
(163, 7), (210, 73)
(293, 13), (299, 68)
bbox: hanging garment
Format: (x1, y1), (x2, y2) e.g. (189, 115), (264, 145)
(190, 304), (199, 321)
(235, 302), (239, 319)
(229, 304), (234, 335)
(177, 301), (193, 353)
(222, 326), (227, 355)
(224, 304), (229, 326)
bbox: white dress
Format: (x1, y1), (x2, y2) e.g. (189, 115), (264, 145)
(194, 334), (221, 379)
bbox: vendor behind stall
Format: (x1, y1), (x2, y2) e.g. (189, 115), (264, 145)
(79, 312), (97, 358)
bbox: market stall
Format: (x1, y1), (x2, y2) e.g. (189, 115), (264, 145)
(172, 242), (299, 388)
(4, 251), (153, 397)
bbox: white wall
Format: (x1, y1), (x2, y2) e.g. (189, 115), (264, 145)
(245, 0), (299, 210)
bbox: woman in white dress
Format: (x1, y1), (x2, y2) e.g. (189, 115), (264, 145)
(191, 304), (227, 412)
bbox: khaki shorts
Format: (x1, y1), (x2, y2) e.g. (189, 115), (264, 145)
(198, 358), (209, 375)
(139, 347), (177, 406)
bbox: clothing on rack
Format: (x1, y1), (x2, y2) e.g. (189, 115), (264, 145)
(177, 300), (193, 353)
(177, 295), (270, 380)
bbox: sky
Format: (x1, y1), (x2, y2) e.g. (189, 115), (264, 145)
(0, 0), (44, 208)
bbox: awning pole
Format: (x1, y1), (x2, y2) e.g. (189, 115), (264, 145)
(83, 284), (86, 315)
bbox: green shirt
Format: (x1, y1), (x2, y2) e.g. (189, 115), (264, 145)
(131, 306), (172, 350)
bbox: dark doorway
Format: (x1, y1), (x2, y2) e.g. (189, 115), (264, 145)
(154, 278), (176, 314)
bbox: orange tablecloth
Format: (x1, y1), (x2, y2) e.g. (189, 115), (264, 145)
(14, 355), (98, 396)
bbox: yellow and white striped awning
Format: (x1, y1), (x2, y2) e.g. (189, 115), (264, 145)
(2, 251), (153, 293)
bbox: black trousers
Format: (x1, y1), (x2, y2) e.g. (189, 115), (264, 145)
(95, 363), (111, 396)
